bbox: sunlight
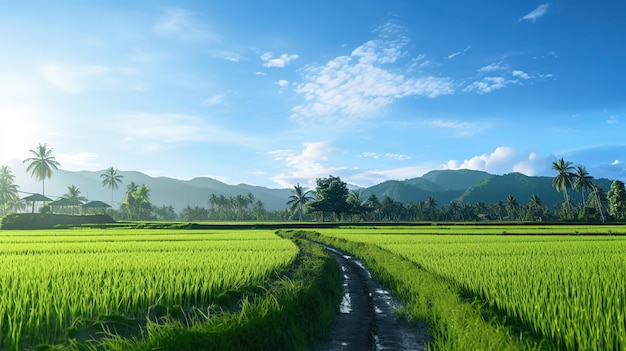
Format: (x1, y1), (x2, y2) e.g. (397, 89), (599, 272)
(0, 104), (47, 163)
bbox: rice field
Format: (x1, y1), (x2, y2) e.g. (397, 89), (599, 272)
(317, 226), (626, 350)
(0, 229), (298, 350)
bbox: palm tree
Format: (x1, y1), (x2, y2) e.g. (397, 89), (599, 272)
(528, 194), (545, 221)
(0, 166), (20, 215)
(23, 143), (61, 197)
(551, 158), (575, 212)
(63, 185), (88, 214)
(347, 189), (367, 221)
(572, 166), (594, 206)
(588, 185), (606, 222)
(100, 167), (124, 206)
(506, 195), (520, 220)
(286, 183), (315, 221)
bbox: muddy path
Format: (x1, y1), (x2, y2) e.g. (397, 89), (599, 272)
(316, 245), (431, 351)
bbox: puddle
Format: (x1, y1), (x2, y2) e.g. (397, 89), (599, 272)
(339, 292), (352, 314)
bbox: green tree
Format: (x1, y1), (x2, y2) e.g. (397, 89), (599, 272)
(551, 158), (575, 216)
(23, 143), (60, 197)
(133, 184), (153, 220)
(607, 180), (626, 220)
(181, 205), (208, 221)
(587, 185), (607, 222)
(527, 194), (546, 221)
(347, 189), (367, 221)
(426, 196), (437, 221)
(155, 205), (177, 221)
(572, 166), (594, 206)
(0, 166), (20, 215)
(506, 195), (520, 220)
(63, 185), (87, 214)
(365, 194), (381, 221)
(309, 175), (349, 221)
(101, 167), (124, 207)
(286, 183), (315, 221)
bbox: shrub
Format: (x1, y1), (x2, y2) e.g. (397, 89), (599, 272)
(0, 213), (115, 230)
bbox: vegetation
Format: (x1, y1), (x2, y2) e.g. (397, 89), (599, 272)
(607, 180), (626, 220)
(286, 183), (315, 221)
(307, 175), (350, 221)
(0, 213), (114, 229)
(101, 167), (124, 206)
(119, 182), (153, 220)
(298, 226), (626, 350)
(22, 143), (61, 197)
(0, 229), (340, 350)
(0, 166), (20, 215)
(207, 193), (265, 221)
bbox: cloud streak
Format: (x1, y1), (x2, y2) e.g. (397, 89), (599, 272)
(519, 3), (551, 23)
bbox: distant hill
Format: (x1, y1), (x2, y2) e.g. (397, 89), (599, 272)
(365, 170), (614, 209)
(3, 159), (618, 212)
(4, 160), (291, 211)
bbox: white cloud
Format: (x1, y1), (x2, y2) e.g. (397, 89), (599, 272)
(386, 153), (411, 160)
(612, 160), (622, 166)
(446, 46), (471, 59)
(607, 115), (619, 124)
(464, 77), (508, 94)
(477, 62), (509, 74)
(261, 52), (299, 68)
(202, 94), (224, 105)
(40, 64), (111, 93)
(360, 152), (381, 159)
(276, 80), (289, 88)
(423, 119), (489, 136)
(445, 147), (548, 176)
(270, 141), (343, 188)
(291, 22), (453, 125)
(519, 3), (551, 23)
(512, 70), (530, 79)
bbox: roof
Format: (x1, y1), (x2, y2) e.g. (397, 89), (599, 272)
(50, 198), (80, 206)
(82, 200), (112, 208)
(22, 194), (52, 202)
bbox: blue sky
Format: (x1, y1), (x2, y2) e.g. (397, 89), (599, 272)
(1, 1), (625, 189)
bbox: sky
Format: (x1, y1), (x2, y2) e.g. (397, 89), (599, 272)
(1, 1), (625, 189)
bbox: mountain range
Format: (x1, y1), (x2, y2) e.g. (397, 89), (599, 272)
(4, 160), (615, 212)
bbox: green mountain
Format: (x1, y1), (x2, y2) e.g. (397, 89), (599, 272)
(5, 158), (618, 213)
(366, 170), (614, 210)
(421, 169), (492, 190)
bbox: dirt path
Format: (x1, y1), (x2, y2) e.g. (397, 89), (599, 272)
(316, 246), (431, 351)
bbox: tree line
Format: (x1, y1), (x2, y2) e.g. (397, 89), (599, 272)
(1, 144), (626, 222)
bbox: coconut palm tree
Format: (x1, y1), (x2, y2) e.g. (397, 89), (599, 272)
(551, 158), (575, 213)
(506, 195), (520, 220)
(23, 143), (60, 197)
(0, 166), (20, 215)
(588, 184), (606, 222)
(286, 183), (315, 221)
(572, 166), (594, 206)
(63, 185), (88, 214)
(100, 167), (124, 206)
(527, 194), (546, 221)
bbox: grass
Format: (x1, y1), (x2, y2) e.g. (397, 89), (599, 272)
(301, 225), (626, 350)
(0, 228), (341, 350)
